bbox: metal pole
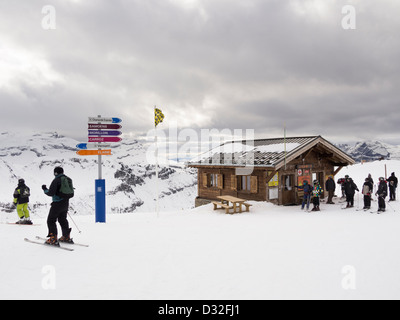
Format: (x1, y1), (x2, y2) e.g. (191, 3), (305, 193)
(95, 114), (106, 223)
(155, 106), (160, 218)
(98, 115), (102, 180)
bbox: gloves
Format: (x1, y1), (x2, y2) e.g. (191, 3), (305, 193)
(42, 185), (48, 191)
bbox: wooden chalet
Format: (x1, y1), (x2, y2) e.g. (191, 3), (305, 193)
(188, 136), (355, 207)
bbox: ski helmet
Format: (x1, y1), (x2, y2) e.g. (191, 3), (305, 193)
(54, 167), (64, 176)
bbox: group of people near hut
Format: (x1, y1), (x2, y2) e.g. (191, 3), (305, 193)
(298, 172), (398, 213)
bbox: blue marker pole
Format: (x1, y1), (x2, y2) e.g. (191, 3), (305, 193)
(95, 179), (106, 223)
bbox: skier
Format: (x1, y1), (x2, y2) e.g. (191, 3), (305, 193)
(387, 172), (398, 201)
(376, 177), (388, 213)
(367, 173), (375, 200)
(42, 167), (74, 246)
(296, 180), (313, 211)
(13, 179), (33, 225)
(325, 176), (336, 204)
(362, 178), (373, 210)
(311, 180), (322, 211)
(337, 177), (346, 199)
(344, 177), (359, 208)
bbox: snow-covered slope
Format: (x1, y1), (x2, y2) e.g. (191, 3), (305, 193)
(0, 132), (197, 215)
(1, 160), (400, 300)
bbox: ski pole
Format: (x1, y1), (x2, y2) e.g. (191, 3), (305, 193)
(68, 212), (82, 234)
(386, 200), (396, 213)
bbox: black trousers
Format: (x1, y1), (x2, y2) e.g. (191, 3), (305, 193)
(47, 201), (70, 237)
(364, 195), (371, 208)
(346, 194), (355, 206)
(389, 186), (396, 200)
(378, 196), (386, 210)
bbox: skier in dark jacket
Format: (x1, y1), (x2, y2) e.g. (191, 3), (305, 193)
(376, 177), (388, 213)
(42, 167), (73, 246)
(362, 178), (374, 210)
(387, 172), (398, 201)
(344, 177), (359, 208)
(296, 180), (313, 211)
(325, 176), (336, 204)
(13, 179), (32, 225)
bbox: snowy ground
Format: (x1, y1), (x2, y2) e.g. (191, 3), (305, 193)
(1, 160), (400, 300)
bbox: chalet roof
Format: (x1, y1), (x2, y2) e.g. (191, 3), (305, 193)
(188, 135), (355, 169)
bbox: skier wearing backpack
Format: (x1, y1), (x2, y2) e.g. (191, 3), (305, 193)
(42, 167), (74, 246)
(13, 179), (33, 225)
(376, 177), (388, 213)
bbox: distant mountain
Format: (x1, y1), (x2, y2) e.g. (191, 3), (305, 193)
(0, 132), (197, 215)
(338, 140), (400, 162)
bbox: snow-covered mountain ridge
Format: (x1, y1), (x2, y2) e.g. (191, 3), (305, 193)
(0, 132), (197, 215)
(338, 140), (400, 162)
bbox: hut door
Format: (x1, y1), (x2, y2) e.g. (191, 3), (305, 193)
(282, 174), (295, 205)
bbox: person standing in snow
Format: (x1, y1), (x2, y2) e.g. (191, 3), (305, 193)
(376, 177), (388, 213)
(362, 178), (373, 210)
(325, 176), (336, 204)
(311, 180), (322, 211)
(296, 180), (313, 211)
(344, 177), (359, 208)
(387, 172), (398, 201)
(42, 167), (73, 246)
(337, 177), (346, 199)
(13, 179), (33, 225)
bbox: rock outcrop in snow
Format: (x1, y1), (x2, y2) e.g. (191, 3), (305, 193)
(0, 132), (197, 215)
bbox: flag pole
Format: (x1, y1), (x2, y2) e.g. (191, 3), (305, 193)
(155, 106), (160, 218)
(284, 123), (287, 171)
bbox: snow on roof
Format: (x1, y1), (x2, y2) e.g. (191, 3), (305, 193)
(188, 136), (355, 168)
(188, 137), (316, 167)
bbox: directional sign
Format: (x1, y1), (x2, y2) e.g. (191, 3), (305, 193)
(76, 149), (112, 156)
(88, 117), (122, 124)
(88, 130), (122, 136)
(89, 137), (122, 143)
(76, 143), (112, 150)
(88, 124), (122, 130)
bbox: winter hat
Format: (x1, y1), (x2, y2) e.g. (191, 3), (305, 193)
(18, 178), (25, 185)
(54, 167), (64, 176)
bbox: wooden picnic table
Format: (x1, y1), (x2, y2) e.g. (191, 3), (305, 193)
(213, 195), (252, 214)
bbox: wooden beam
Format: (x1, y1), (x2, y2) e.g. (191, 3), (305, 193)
(333, 166), (344, 177)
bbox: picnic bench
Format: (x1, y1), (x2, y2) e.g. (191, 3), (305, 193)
(212, 196), (252, 214)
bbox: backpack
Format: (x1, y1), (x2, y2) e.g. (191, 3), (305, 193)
(20, 186), (31, 198)
(59, 176), (74, 199)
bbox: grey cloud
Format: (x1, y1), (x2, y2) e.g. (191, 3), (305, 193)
(0, 0), (399, 143)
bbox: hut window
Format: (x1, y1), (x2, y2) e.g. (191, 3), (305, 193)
(203, 173), (223, 189)
(283, 175), (293, 191)
(238, 175), (258, 193)
(240, 176), (251, 191)
(210, 174), (219, 187)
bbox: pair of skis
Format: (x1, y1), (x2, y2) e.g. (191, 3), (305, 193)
(24, 236), (89, 252)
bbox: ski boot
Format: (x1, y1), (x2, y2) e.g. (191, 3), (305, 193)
(59, 228), (74, 244)
(23, 218), (33, 225)
(59, 236), (74, 244)
(45, 234), (60, 247)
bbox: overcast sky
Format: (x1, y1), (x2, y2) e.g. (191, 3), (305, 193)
(1, 0), (399, 145)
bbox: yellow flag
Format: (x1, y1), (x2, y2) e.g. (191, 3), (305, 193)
(154, 108), (165, 127)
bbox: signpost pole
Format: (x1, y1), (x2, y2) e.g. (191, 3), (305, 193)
(96, 115), (106, 223)
(81, 115), (122, 224)
(155, 106), (160, 218)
